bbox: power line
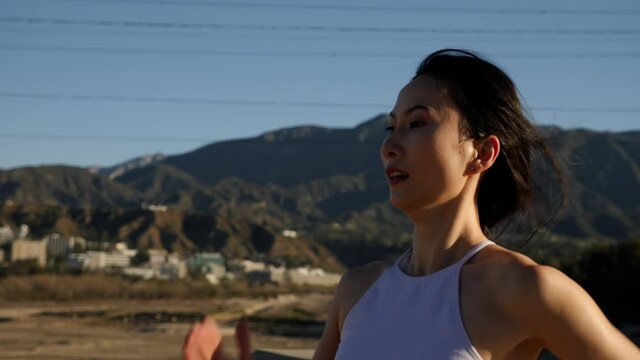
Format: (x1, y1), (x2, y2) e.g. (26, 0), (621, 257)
(532, 106), (640, 113)
(0, 92), (387, 108)
(53, 0), (640, 16)
(0, 133), (381, 143)
(2, 91), (640, 113)
(1, 123), (638, 145)
(0, 45), (416, 58)
(0, 133), (384, 143)
(2, 44), (640, 59)
(2, 16), (640, 36)
(0, 133), (212, 143)
(3, 27), (639, 44)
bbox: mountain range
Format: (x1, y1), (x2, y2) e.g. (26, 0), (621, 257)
(1, 115), (638, 269)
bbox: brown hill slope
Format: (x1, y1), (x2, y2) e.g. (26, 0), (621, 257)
(0, 116), (638, 268)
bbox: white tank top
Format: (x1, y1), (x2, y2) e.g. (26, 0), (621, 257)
(335, 240), (494, 360)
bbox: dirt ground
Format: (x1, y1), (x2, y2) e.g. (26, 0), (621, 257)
(0, 295), (330, 359)
(3, 296), (637, 360)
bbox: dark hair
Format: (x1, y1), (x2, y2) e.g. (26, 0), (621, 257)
(414, 49), (566, 241)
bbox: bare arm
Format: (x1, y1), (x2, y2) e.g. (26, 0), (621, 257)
(312, 261), (392, 360)
(312, 275), (346, 360)
(510, 265), (640, 359)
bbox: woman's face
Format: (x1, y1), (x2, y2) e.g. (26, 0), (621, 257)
(381, 75), (476, 213)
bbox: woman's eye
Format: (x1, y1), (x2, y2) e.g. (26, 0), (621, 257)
(410, 120), (426, 128)
(384, 126), (395, 133)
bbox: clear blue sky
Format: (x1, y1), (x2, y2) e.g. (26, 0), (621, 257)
(1, 0), (639, 169)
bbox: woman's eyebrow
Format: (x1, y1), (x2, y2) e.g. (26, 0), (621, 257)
(389, 104), (431, 119)
(405, 105), (431, 115)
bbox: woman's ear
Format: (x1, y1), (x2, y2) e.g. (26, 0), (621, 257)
(469, 135), (500, 174)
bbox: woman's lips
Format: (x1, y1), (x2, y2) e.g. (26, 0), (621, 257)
(388, 173), (409, 185)
(386, 167), (410, 185)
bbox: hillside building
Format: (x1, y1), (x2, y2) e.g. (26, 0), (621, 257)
(148, 249), (168, 267)
(187, 252), (226, 276)
(11, 239), (46, 267)
(17, 224), (30, 240)
(45, 233), (69, 258)
(0, 225), (14, 245)
(85, 251), (130, 271)
(287, 267), (341, 286)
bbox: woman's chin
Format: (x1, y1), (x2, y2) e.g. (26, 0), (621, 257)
(389, 194), (439, 214)
(389, 196), (414, 212)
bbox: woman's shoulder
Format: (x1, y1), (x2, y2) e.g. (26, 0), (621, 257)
(468, 243), (640, 358)
(334, 259), (394, 329)
(466, 243), (566, 303)
(341, 259), (393, 287)
(466, 243), (601, 330)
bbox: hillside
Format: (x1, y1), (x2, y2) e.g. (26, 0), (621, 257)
(0, 115), (638, 268)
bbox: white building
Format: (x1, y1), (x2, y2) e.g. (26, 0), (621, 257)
(11, 239), (46, 267)
(163, 253), (187, 279)
(121, 251), (187, 280)
(237, 259), (267, 272)
(287, 267), (341, 286)
(113, 242), (137, 257)
(187, 252), (226, 276)
(282, 229), (298, 238)
(84, 251), (130, 271)
(44, 234), (89, 258)
(148, 249), (168, 267)
(17, 224), (29, 240)
(44, 233), (69, 258)
(243, 265), (287, 285)
(141, 203), (168, 212)
(0, 225), (14, 245)
(122, 267), (155, 280)
(268, 266), (287, 284)
(158, 262), (186, 280)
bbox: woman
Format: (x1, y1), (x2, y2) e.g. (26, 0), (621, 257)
(312, 49), (640, 359)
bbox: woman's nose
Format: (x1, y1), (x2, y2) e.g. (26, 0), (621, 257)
(381, 137), (401, 160)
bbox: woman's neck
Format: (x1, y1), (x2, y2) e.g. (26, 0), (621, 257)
(403, 192), (487, 276)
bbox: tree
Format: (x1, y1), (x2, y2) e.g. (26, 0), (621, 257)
(571, 240), (640, 325)
(131, 249), (150, 266)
